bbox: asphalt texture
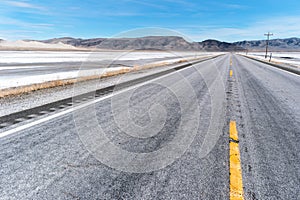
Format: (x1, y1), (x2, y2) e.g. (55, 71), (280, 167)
(0, 53), (299, 199)
(231, 55), (300, 199)
(0, 57), (180, 77)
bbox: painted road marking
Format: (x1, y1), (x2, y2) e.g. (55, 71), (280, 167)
(0, 57), (216, 139)
(229, 121), (238, 141)
(229, 121), (244, 200)
(230, 57), (233, 77)
(241, 55), (300, 77)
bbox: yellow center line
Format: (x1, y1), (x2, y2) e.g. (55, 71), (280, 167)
(229, 121), (238, 141)
(229, 121), (244, 200)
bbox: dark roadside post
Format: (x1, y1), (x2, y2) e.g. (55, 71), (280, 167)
(264, 32), (273, 59)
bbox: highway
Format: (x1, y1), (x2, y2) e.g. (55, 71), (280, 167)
(0, 53), (299, 199)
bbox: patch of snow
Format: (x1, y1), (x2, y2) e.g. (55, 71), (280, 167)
(245, 52), (300, 68)
(0, 67), (129, 90)
(0, 51), (217, 64)
(0, 51), (222, 90)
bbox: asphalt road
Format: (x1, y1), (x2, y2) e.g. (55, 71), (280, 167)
(0, 57), (183, 79)
(0, 53), (299, 199)
(231, 55), (300, 199)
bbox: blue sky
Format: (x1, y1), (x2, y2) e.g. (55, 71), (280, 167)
(0, 0), (300, 42)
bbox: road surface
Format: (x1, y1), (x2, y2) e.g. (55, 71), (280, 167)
(0, 53), (299, 199)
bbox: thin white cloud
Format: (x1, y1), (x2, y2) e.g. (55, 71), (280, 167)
(124, 0), (166, 9)
(163, 0), (196, 8)
(3, 0), (45, 11)
(96, 11), (143, 17)
(179, 16), (300, 42)
(0, 29), (44, 40)
(0, 16), (54, 29)
(223, 4), (248, 9)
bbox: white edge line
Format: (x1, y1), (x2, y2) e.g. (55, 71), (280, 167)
(0, 56), (219, 139)
(265, 63), (300, 77)
(240, 54), (300, 77)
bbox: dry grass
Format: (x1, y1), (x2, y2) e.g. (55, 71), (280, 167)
(0, 68), (131, 98)
(0, 79), (76, 98)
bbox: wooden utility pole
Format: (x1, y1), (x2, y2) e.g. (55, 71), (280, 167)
(264, 32), (273, 58)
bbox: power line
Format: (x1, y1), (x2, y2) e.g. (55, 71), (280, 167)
(264, 32), (273, 59)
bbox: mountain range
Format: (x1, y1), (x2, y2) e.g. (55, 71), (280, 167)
(234, 38), (300, 51)
(1, 36), (299, 51)
(37, 36), (246, 51)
